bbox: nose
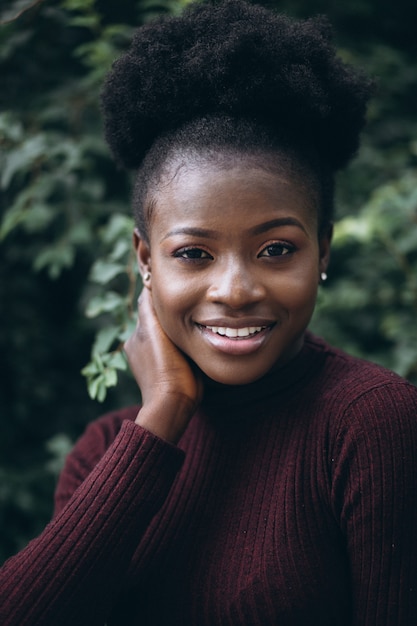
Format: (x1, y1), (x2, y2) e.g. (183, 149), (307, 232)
(206, 259), (265, 309)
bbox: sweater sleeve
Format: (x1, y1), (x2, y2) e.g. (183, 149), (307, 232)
(0, 413), (185, 626)
(330, 381), (417, 626)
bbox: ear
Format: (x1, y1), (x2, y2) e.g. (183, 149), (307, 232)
(133, 228), (152, 289)
(318, 222), (333, 276)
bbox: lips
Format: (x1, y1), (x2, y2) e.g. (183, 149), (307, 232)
(196, 320), (275, 356)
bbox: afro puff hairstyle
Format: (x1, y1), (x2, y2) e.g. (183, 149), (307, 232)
(101, 0), (373, 173)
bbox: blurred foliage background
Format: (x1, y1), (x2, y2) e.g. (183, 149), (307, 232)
(1, 0), (416, 563)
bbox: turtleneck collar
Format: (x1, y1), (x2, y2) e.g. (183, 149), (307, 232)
(200, 331), (327, 413)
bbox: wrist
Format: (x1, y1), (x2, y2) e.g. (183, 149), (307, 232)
(134, 396), (195, 444)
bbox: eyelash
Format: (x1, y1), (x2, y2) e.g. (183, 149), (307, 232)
(173, 241), (296, 261)
(258, 242), (296, 258)
(173, 247), (213, 261)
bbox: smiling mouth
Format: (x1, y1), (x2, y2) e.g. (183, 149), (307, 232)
(200, 324), (269, 339)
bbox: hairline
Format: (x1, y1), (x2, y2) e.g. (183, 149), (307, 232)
(136, 145), (326, 244)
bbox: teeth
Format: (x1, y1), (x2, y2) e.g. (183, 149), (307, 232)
(205, 325), (265, 338)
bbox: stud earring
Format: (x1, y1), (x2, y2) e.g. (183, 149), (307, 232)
(320, 272), (328, 282)
(143, 272), (151, 282)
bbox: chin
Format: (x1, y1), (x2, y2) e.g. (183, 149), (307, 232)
(199, 362), (273, 387)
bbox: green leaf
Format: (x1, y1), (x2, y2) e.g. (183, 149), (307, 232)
(118, 318), (137, 343)
(85, 291), (125, 318)
(102, 214), (134, 244)
(0, 111), (23, 142)
(0, 205), (25, 239)
(33, 243), (75, 278)
(1, 135), (47, 188)
(108, 351), (127, 371)
(87, 374), (104, 400)
(89, 259), (126, 284)
(45, 434), (73, 475)
(61, 0), (95, 11)
(92, 326), (119, 356)
(110, 238), (131, 261)
(103, 367), (117, 387)
(20, 203), (54, 233)
(81, 361), (100, 377)
(68, 15), (99, 29)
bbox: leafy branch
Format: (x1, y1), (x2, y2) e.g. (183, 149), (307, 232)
(0, 0), (45, 25)
(81, 215), (140, 401)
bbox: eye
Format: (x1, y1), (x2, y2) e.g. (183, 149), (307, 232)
(258, 242), (295, 258)
(174, 247), (213, 260)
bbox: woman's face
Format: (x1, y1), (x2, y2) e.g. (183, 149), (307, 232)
(135, 157), (331, 385)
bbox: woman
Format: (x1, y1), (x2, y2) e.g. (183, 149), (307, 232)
(1, 1), (416, 624)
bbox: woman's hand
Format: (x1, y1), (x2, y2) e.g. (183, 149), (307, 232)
(124, 288), (203, 443)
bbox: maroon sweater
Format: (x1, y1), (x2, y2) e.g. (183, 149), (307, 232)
(1, 334), (417, 625)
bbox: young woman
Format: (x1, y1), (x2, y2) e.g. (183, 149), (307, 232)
(1, 1), (416, 624)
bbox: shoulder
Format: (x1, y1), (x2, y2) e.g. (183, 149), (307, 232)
(305, 336), (417, 465)
(68, 405), (140, 468)
(306, 332), (417, 405)
(54, 406), (140, 514)
(303, 333), (417, 439)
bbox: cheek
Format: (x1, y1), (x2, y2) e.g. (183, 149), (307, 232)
(150, 273), (195, 331)
(152, 282), (182, 316)
(281, 264), (319, 311)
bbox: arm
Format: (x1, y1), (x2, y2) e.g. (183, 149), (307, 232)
(125, 287), (203, 444)
(330, 382), (417, 625)
(0, 289), (202, 625)
(0, 420), (184, 626)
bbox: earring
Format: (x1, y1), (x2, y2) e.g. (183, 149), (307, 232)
(320, 272), (328, 282)
(143, 272), (151, 282)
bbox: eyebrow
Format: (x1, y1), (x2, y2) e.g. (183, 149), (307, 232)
(161, 227), (219, 241)
(162, 217), (307, 242)
(250, 217), (308, 236)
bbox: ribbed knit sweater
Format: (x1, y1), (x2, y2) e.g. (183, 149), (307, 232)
(1, 333), (417, 625)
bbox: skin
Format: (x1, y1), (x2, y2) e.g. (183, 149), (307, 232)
(125, 155), (331, 443)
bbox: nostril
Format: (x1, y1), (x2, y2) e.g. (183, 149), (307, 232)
(207, 273), (264, 308)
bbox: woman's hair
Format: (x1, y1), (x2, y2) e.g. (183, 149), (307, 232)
(101, 0), (373, 238)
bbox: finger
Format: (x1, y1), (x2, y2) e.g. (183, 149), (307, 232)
(137, 285), (155, 313)
(137, 287), (148, 311)
(136, 288), (153, 330)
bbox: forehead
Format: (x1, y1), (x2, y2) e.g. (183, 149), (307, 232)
(149, 156), (320, 235)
